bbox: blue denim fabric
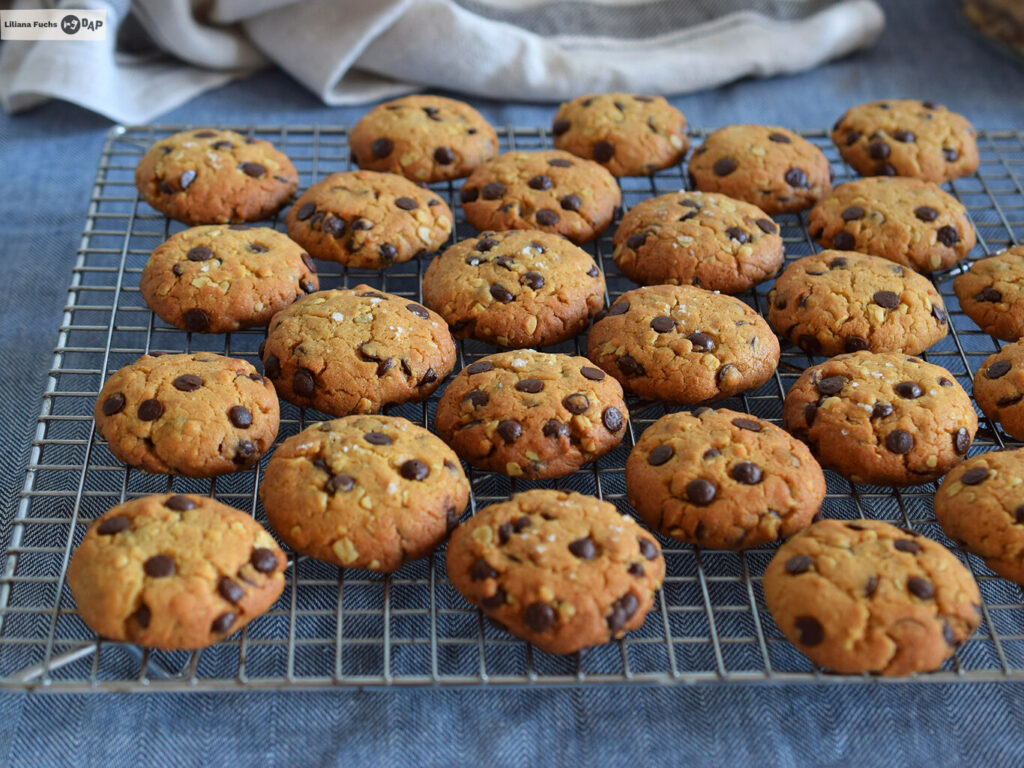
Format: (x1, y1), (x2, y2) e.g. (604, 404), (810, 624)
(1, 0), (1024, 765)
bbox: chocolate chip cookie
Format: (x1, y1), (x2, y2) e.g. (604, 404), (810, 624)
(434, 351), (628, 479)
(586, 284), (779, 404)
(459, 150), (621, 244)
(935, 448), (1024, 584)
(972, 340), (1024, 441)
(260, 415), (470, 572)
(285, 171), (453, 269)
(446, 489), (665, 655)
(782, 351), (977, 486)
(687, 125), (832, 214)
(421, 230), (605, 348)
(68, 493), (286, 650)
(807, 177), (976, 273)
(349, 94), (498, 182)
(95, 353), (280, 477)
(831, 99), (979, 182)
(135, 129), (298, 225)
(626, 408), (826, 550)
(261, 285), (456, 416)
(551, 93), (688, 176)
(954, 246), (1024, 341)
(612, 191), (783, 292)
(763, 519), (981, 676)
(767, 250), (949, 357)
(140, 225), (318, 334)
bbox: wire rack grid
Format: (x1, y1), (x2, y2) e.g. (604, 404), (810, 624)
(1, 123), (1023, 692)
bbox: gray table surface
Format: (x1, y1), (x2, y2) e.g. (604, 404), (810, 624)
(2, 0), (1024, 765)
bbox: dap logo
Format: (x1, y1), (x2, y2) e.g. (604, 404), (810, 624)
(61, 14), (102, 35)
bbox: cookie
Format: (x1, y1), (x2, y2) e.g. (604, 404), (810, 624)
(782, 351), (976, 486)
(935, 448), (1024, 584)
(971, 340), (1024, 441)
(807, 177), (976, 273)
(612, 190), (783, 292)
(586, 284), (779, 404)
(763, 519), (981, 676)
(135, 129), (298, 225)
(445, 489), (665, 655)
(953, 246), (1024, 341)
(434, 350), (628, 479)
(68, 493), (286, 650)
(140, 225), (319, 334)
(285, 171), (453, 269)
(422, 230), (605, 348)
(260, 285), (456, 416)
(260, 415), (470, 572)
(95, 353), (279, 477)
(626, 408), (825, 550)
(550, 93), (688, 177)
(831, 99), (979, 182)
(459, 150), (621, 244)
(687, 125), (832, 214)
(349, 95), (498, 182)
(767, 250), (949, 357)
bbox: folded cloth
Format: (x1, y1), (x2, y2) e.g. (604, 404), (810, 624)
(0, 0), (885, 123)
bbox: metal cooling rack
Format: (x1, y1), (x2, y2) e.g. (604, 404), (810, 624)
(2, 123), (1023, 692)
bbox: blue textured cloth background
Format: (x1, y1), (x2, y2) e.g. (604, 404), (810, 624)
(2, 1), (1024, 765)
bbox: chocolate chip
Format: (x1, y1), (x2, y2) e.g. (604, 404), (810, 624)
(648, 445), (674, 466)
(845, 337), (869, 352)
(784, 168), (807, 188)
(998, 394), (1023, 407)
(497, 420), (521, 443)
(869, 401), (894, 420)
(593, 141), (614, 162)
(535, 209), (559, 227)
(135, 605), (151, 628)
(842, 206), (865, 221)
(895, 381), (923, 400)
(886, 429), (914, 454)
(785, 555), (813, 575)
(731, 461), (763, 485)
(138, 399), (163, 421)
(569, 537), (597, 559)
(606, 593), (639, 632)
(211, 613), (235, 634)
(543, 420), (569, 439)
(239, 162), (265, 178)
(702, 447), (721, 459)
(365, 431), (392, 446)
(263, 354), (280, 379)
(876, 162), (898, 176)
(144, 555), (174, 578)
(832, 231), (856, 250)
(395, 196), (418, 210)
(627, 563), (645, 578)
(607, 302), (629, 316)
(618, 355), (645, 377)
(863, 576), (879, 597)
(626, 233), (646, 250)
(218, 577), (244, 604)
(954, 427), (971, 455)
(187, 246), (213, 262)
(587, 265), (599, 277)
(518, 271), (545, 292)
(293, 369), (315, 397)
(816, 375), (847, 396)
(552, 118), (570, 136)
(327, 474), (354, 494)
(164, 494), (196, 512)
(400, 459), (429, 481)
(845, 130), (861, 146)
(725, 226), (748, 243)
(464, 391), (489, 408)
(937, 226), (960, 247)
(97, 516), (130, 535)
(686, 331), (714, 351)
(962, 466), (989, 485)
(932, 305), (947, 325)
(756, 218), (777, 235)
(481, 182), (505, 200)
(172, 264), (184, 276)
(686, 478), (716, 506)
(434, 146), (454, 165)
(768, 132), (791, 143)
(184, 309), (210, 333)
(1016, 506), (1024, 524)
(194, 131), (216, 138)
(513, 378), (543, 395)
(379, 243), (397, 263)
(581, 366), (605, 381)
(893, 130), (915, 143)
(179, 170), (196, 190)
(799, 335), (822, 355)
(372, 138), (393, 157)
(460, 187), (479, 203)
(602, 407), (624, 432)
(563, 393), (590, 414)
(794, 616), (824, 646)
(868, 141), (890, 159)
(907, 577), (935, 600)
(102, 393), (126, 416)
(732, 418), (761, 432)
(914, 205), (938, 222)
(466, 360), (493, 375)
(525, 602), (556, 632)
(987, 360), (1011, 379)
(548, 158), (572, 167)
(524, 175), (554, 193)
(943, 147), (959, 162)
(713, 157), (737, 176)
(650, 315), (675, 333)
(976, 287), (1003, 303)
(489, 284), (514, 303)
(631, 541), (656, 566)
(296, 202), (316, 221)
(716, 364), (740, 387)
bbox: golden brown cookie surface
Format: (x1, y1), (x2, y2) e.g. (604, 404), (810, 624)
(954, 246), (1024, 341)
